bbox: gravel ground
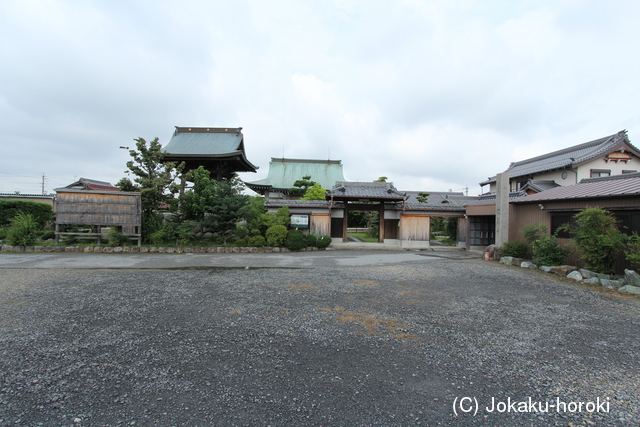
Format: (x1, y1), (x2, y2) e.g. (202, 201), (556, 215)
(0, 256), (638, 426)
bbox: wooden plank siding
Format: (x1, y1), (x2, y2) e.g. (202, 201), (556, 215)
(55, 192), (141, 226)
(400, 215), (430, 242)
(310, 213), (330, 237)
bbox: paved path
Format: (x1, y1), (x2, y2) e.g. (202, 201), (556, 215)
(0, 249), (482, 270)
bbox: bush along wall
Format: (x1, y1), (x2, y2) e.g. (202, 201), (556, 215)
(0, 200), (54, 228)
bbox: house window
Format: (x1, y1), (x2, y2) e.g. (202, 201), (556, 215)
(590, 169), (610, 178)
(622, 170), (637, 174)
(551, 214), (574, 238)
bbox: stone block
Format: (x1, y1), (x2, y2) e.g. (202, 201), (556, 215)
(139, 247), (148, 253)
(566, 271), (583, 281)
(84, 247), (93, 252)
(600, 279), (622, 290)
(34, 246), (44, 252)
(499, 256), (513, 265)
(103, 247), (113, 253)
(511, 257), (525, 266)
(579, 269), (598, 279)
(618, 285), (640, 294)
(54, 246), (64, 252)
(521, 261), (537, 269)
(130, 247), (140, 253)
(166, 247), (175, 253)
(44, 246), (54, 252)
(65, 246), (75, 252)
(94, 247), (103, 253)
(550, 265), (577, 277)
(624, 269), (640, 286)
(584, 277), (600, 285)
(122, 247), (131, 252)
(113, 247), (124, 253)
(24, 246), (34, 252)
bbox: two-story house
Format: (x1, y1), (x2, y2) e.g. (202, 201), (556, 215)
(479, 130), (640, 195)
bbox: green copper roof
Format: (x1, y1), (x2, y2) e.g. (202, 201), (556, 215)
(246, 158), (345, 190)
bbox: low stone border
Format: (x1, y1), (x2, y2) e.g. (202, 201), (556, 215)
(498, 256), (640, 295)
(0, 245), (326, 254)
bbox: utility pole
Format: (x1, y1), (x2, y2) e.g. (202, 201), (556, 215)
(41, 173), (46, 195)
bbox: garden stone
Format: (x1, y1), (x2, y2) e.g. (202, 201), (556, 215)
(566, 271), (583, 281)
(34, 246), (44, 252)
(113, 247), (124, 253)
(122, 247), (131, 252)
(44, 246), (54, 252)
(539, 266), (553, 272)
(149, 247), (158, 253)
(84, 247), (93, 252)
(166, 247), (175, 253)
(54, 246), (64, 252)
(521, 261), (537, 269)
(584, 277), (600, 285)
(579, 269), (598, 279)
(158, 247), (167, 253)
(600, 279), (622, 290)
(624, 269), (640, 286)
(204, 232), (213, 239)
(511, 257), (524, 266)
(140, 247), (148, 253)
(94, 247), (103, 253)
(65, 246), (75, 252)
(550, 265), (577, 277)
(484, 244), (500, 260)
(131, 247), (140, 253)
(500, 256), (513, 265)
(618, 285), (640, 294)
(24, 246), (34, 252)
(102, 247), (113, 253)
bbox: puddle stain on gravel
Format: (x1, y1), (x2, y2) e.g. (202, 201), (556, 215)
(320, 307), (421, 343)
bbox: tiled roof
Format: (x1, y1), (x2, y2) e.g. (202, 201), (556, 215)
(265, 199), (331, 208)
(59, 178), (120, 192)
(481, 130), (636, 185)
(513, 172), (640, 203)
(466, 191), (528, 205)
(403, 190), (476, 206)
(520, 180), (561, 193)
(327, 182), (406, 200)
(163, 127), (258, 172)
(246, 158), (345, 191)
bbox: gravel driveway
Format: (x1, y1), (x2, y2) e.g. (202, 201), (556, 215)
(0, 252), (638, 426)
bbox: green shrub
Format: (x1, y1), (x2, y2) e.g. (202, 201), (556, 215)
(522, 222), (547, 244)
(0, 227), (8, 241)
(532, 235), (570, 266)
(234, 238), (247, 247)
(564, 207), (625, 273)
(6, 212), (39, 246)
(304, 233), (317, 247)
(316, 236), (331, 249)
(248, 235), (266, 247)
(285, 229), (307, 251)
(501, 241), (529, 258)
(625, 233), (640, 270)
(0, 200), (54, 228)
(40, 230), (55, 241)
(108, 230), (130, 246)
(266, 225), (288, 247)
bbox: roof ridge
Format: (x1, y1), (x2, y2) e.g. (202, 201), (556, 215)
(507, 133), (617, 169)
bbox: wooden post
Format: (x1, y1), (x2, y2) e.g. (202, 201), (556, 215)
(342, 203), (349, 242)
(378, 202), (385, 243)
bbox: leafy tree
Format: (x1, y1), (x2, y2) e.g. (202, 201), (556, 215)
(180, 167), (250, 237)
(301, 183), (327, 200)
(416, 192), (430, 203)
(563, 207), (625, 273)
(289, 175), (317, 197)
(374, 176), (388, 183)
(522, 222), (547, 245)
(266, 224), (288, 246)
(532, 235), (570, 266)
(123, 137), (182, 239)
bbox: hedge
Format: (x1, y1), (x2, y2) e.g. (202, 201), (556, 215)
(0, 200), (55, 228)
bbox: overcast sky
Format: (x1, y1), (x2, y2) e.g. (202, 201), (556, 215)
(1, 0), (639, 196)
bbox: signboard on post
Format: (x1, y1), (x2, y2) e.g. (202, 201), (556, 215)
(290, 214), (309, 228)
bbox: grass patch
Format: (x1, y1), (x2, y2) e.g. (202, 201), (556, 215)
(347, 232), (378, 243)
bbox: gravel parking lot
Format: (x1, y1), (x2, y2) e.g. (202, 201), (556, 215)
(0, 252), (638, 426)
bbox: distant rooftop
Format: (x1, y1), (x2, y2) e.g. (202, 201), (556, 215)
(245, 158), (345, 195)
(57, 178), (119, 192)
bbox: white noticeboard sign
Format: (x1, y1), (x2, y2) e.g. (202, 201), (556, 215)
(290, 214), (309, 228)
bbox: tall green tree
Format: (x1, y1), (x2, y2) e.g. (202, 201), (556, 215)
(180, 167), (250, 235)
(300, 182), (327, 200)
(289, 175), (317, 197)
(121, 137), (182, 239)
